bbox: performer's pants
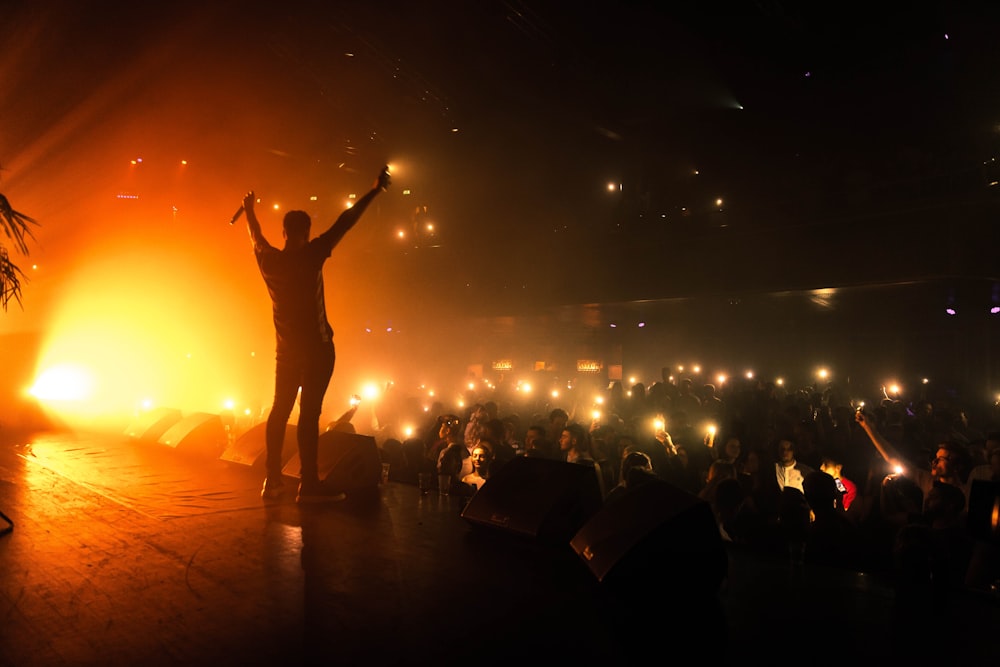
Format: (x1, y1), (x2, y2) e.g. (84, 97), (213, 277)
(265, 344), (336, 483)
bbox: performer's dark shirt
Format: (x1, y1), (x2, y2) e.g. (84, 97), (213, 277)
(254, 230), (340, 363)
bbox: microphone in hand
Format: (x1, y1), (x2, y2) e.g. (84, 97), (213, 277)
(232, 191), (257, 225)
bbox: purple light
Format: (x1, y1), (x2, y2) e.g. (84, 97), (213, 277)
(945, 307), (956, 315)
(609, 323), (617, 328)
(991, 306), (1000, 314)
(637, 322), (646, 328)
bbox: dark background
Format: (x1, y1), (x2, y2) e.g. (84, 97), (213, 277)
(2, 1), (1000, 423)
(5, 1), (999, 309)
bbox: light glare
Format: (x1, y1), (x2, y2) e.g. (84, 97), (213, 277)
(29, 365), (94, 401)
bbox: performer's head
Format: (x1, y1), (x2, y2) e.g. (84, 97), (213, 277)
(282, 210), (311, 245)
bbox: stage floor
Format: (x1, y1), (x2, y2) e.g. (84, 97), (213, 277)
(1, 426), (998, 666)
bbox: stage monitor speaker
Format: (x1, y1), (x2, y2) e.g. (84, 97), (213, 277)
(460, 456), (604, 544)
(968, 479), (1000, 544)
(157, 412), (227, 459)
(570, 477), (728, 594)
(221, 423), (298, 469)
(282, 430), (380, 494)
(124, 407), (183, 443)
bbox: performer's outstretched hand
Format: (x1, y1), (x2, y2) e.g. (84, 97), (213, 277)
(375, 166), (391, 192)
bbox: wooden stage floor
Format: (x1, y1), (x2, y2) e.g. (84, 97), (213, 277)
(1, 426), (998, 666)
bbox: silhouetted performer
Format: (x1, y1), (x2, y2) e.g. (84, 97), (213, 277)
(245, 166), (391, 503)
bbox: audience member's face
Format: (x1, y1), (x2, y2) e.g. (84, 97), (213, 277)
(525, 429), (542, 449)
(559, 430), (573, 451)
(471, 447), (491, 474)
(439, 417), (460, 441)
(744, 451), (759, 474)
(931, 446), (955, 478)
(723, 438), (741, 460)
(778, 440), (795, 464)
(985, 438), (1000, 457)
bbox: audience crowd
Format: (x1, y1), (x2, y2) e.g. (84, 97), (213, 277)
(371, 372), (1000, 604)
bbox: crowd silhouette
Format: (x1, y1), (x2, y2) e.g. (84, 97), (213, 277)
(373, 370), (1000, 610)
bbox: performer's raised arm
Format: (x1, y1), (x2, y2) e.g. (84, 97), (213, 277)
(318, 166), (391, 248)
(242, 190), (270, 252)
